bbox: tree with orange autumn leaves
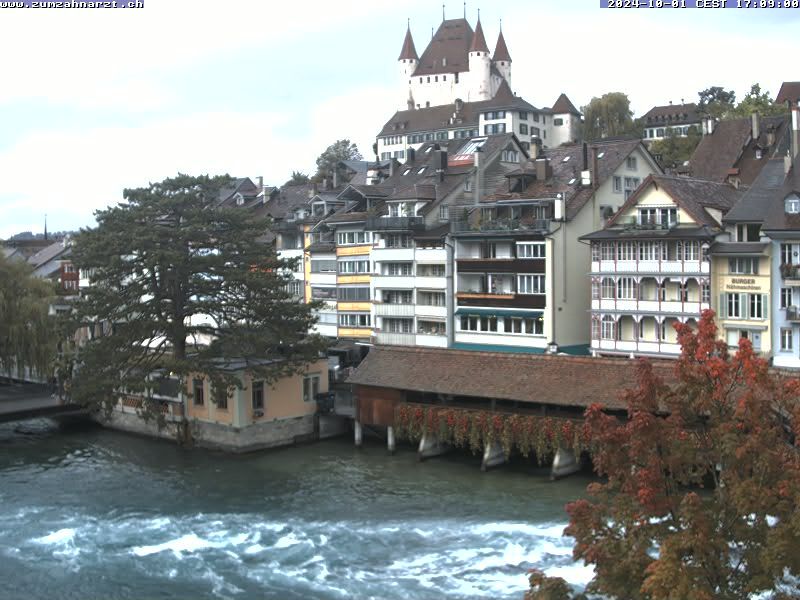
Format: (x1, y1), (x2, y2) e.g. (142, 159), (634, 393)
(527, 310), (800, 600)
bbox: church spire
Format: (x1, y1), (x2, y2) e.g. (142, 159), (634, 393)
(398, 21), (418, 61)
(469, 16), (489, 53)
(493, 28), (512, 62)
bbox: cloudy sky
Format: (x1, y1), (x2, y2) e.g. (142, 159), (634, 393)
(0, 0), (797, 238)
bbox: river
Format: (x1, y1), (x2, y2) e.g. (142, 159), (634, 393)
(0, 419), (593, 599)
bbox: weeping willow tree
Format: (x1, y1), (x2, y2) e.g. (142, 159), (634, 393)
(0, 252), (57, 380)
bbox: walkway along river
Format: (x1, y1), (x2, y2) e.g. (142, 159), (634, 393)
(0, 419), (594, 599)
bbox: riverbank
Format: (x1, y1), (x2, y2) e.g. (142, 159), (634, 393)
(0, 419), (593, 599)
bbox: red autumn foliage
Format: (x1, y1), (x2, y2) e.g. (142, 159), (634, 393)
(529, 310), (800, 599)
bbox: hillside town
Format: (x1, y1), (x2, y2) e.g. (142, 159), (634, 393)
(3, 6), (800, 599)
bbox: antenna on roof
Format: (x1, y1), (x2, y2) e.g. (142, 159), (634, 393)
(463, 1), (466, 18)
(407, 17), (410, 28)
(44, 213), (48, 241)
(477, 7), (481, 21)
(431, 26), (434, 39)
(499, 16), (502, 31)
(442, 3), (445, 20)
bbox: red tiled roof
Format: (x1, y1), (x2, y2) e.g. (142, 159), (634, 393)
(642, 103), (700, 126)
(413, 18), (474, 76)
(492, 30), (511, 62)
(550, 93), (580, 116)
(398, 26), (418, 61)
(469, 19), (489, 53)
(347, 345), (677, 412)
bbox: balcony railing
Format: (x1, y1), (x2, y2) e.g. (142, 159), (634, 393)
(788, 306), (800, 322)
(365, 216), (424, 231)
(619, 216), (680, 230)
(780, 264), (800, 280)
(451, 218), (551, 233)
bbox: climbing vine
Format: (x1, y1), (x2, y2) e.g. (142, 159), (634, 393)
(393, 403), (589, 463)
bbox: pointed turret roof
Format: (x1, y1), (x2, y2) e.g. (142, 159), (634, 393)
(469, 19), (490, 53)
(492, 30), (511, 62)
(398, 25), (418, 61)
(551, 93), (581, 116)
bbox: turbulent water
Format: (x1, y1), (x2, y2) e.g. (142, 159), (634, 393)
(0, 419), (593, 599)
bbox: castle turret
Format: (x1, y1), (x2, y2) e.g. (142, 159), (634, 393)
(492, 29), (512, 86)
(398, 24), (419, 110)
(468, 19), (491, 102)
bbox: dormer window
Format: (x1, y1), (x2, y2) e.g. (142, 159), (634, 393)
(786, 195), (800, 214)
(597, 152), (605, 159)
(562, 156), (570, 163)
(403, 168), (412, 176)
(417, 167), (427, 174)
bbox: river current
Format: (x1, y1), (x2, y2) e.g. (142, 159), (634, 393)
(0, 419), (593, 599)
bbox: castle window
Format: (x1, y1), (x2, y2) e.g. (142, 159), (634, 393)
(520, 124), (528, 135)
(443, 75), (447, 81)
(455, 73), (459, 83)
(435, 76), (438, 82)
(553, 118), (564, 126)
(519, 111), (528, 120)
(426, 77), (430, 83)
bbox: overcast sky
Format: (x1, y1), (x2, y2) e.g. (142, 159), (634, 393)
(0, 0), (797, 238)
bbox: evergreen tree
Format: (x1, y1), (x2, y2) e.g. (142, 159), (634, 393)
(70, 174), (326, 419)
(0, 253), (57, 379)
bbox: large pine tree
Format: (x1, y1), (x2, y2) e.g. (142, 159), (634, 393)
(70, 174), (326, 418)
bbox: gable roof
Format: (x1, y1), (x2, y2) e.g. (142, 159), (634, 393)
(492, 30), (511, 62)
(261, 183), (314, 220)
(725, 157), (790, 224)
(398, 26), (418, 61)
(642, 103), (701, 126)
(758, 153), (800, 232)
(776, 81), (800, 105)
(379, 82), (536, 137)
(413, 18), (474, 76)
(348, 345), (676, 412)
(689, 115), (788, 185)
(550, 93), (580, 116)
(27, 240), (70, 271)
(606, 175), (741, 229)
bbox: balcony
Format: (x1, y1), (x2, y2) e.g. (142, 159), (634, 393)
(456, 292), (546, 309)
(619, 216), (680, 231)
(788, 306), (800, 323)
(451, 218), (551, 234)
(374, 332), (416, 346)
(374, 303), (415, 317)
(365, 216), (424, 231)
(272, 219), (302, 233)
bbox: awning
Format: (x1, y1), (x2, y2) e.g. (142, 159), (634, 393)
(455, 308), (544, 318)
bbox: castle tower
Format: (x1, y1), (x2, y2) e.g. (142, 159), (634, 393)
(467, 18), (491, 102)
(492, 28), (512, 87)
(398, 24), (419, 110)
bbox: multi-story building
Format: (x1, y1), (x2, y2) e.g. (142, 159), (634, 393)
(451, 138), (662, 354)
(641, 102), (702, 142)
(381, 17), (580, 159)
(584, 175), (741, 358)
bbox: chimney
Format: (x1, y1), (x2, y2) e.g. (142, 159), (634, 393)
(751, 112), (760, 142)
(792, 99), (800, 160)
(436, 149), (448, 182)
(534, 158), (551, 182)
(705, 117), (716, 136)
(257, 175), (263, 189)
(333, 169), (339, 189)
(473, 146), (483, 205)
(591, 146), (599, 191)
(407, 147), (416, 163)
(530, 138), (542, 159)
(389, 159), (395, 177)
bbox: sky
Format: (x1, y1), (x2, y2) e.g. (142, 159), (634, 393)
(0, 0), (798, 238)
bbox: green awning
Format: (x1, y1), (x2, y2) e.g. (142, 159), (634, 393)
(454, 308), (544, 318)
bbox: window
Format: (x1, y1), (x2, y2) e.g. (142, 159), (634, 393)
(311, 260), (337, 273)
(418, 320), (446, 335)
(737, 223), (761, 242)
(781, 328), (793, 351)
(601, 278), (615, 299)
(638, 241), (663, 261)
(617, 277), (636, 299)
(214, 386), (228, 410)
(286, 280), (302, 297)
(613, 176), (622, 193)
(519, 124), (529, 135)
(337, 231), (372, 246)
(592, 243), (601, 261)
(387, 263), (413, 276)
(786, 195), (800, 214)
(484, 123), (506, 134)
(750, 294), (764, 320)
(729, 257), (758, 275)
(439, 205), (449, 221)
(339, 313), (371, 327)
(782, 243), (793, 265)
(702, 283), (710, 303)
(532, 127), (541, 137)
(312, 311), (337, 324)
(417, 166), (427, 174)
(601, 316), (617, 340)
(680, 241), (698, 261)
(311, 286), (336, 300)
(517, 242), (545, 258)
(726, 293), (741, 318)
(384, 318), (413, 333)
(383, 290), (413, 304)
(616, 241), (635, 261)
(517, 274), (545, 294)
(192, 378), (204, 406)
(601, 242), (615, 261)
(656, 128), (665, 137)
(338, 260), (370, 274)
(592, 280), (600, 300)
(591, 317), (601, 340)
(501, 149), (519, 162)
(626, 156), (638, 170)
(418, 291), (445, 306)
(519, 111), (528, 120)
(553, 118), (564, 126)
(464, 179), (472, 192)
(417, 264), (445, 277)
(337, 287), (370, 301)
(782, 288), (793, 309)
(459, 315), (498, 332)
(385, 234), (411, 248)
(303, 374), (320, 403)
(484, 110), (506, 120)
(252, 381), (264, 411)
